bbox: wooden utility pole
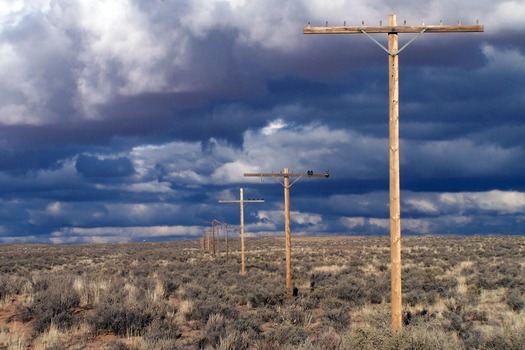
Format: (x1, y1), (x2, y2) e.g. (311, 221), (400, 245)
(245, 168), (329, 300)
(212, 219), (225, 255)
(204, 221), (218, 256)
(202, 229), (211, 253)
(216, 221), (221, 255)
(222, 223), (236, 261)
(212, 220), (216, 255)
(212, 219), (234, 260)
(304, 15), (483, 330)
(219, 188), (264, 274)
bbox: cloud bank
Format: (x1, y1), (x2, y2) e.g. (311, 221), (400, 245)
(1, 0), (524, 243)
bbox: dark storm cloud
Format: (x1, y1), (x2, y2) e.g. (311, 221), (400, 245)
(75, 155), (136, 178)
(1, 0), (525, 243)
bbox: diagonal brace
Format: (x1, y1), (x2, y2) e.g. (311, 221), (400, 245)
(360, 28), (427, 56)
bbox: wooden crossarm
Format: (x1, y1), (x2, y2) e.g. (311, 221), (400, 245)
(244, 172), (329, 178)
(303, 24), (484, 34)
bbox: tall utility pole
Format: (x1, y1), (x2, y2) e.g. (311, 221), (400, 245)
(244, 168), (329, 300)
(219, 188), (264, 275)
(304, 14), (483, 330)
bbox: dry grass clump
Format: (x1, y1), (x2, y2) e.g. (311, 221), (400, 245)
(0, 235), (523, 349)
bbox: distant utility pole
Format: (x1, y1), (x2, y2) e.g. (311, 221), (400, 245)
(304, 14), (483, 330)
(222, 223), (236, 261)
(212, 220), (216, 255)
(205, 219), (227, 256)
(212, 219), (234, 260)
(200, 230), (206, 254)
(204, 221), (218, 256)
(214, 221), (224, 257)
(219, 188), (264, 275)
(244, 168), (329, 300)
(201, 228), (211, 253)
(213, 220), (221, 255)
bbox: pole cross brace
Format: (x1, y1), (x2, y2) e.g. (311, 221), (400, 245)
(244, 171), (330, 189)
(360, 28), (427, 56)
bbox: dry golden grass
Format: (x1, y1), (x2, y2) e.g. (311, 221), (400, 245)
(0, 235), (523, 349)
(311, 264), (346, 274)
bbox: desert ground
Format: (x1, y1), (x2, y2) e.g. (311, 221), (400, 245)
(0, 235), (524, 349)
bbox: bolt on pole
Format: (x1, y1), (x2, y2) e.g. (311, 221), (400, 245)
(303, 14), (483, 330)
(245, 168), (329, 300)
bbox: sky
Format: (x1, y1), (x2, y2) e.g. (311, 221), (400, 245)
(1, 0), (524, 244)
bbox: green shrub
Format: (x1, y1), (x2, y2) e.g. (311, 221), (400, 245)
(263, 323), (308, 348)
(204, 313), (227, 348)
(506, 288), (524, 312)
(345, 326), (464, 350)
(88, 301), (155, 336)
(253, 306), (277, 323)
(188, 298), (238, 324)
(17, 275), (81, 333)
(334, 277), (367, 306)
(403, 267), (457, 306)
(482, 327), (525, 350)
(106, 340), (133, 350)
(0, 278), (9, 303)
(217, 330), (251, 350)
(248, 287), (286, 308)
(231, 315), (262, 340)
(302, 328), (342, 350)
(143, 317), (181, 342)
